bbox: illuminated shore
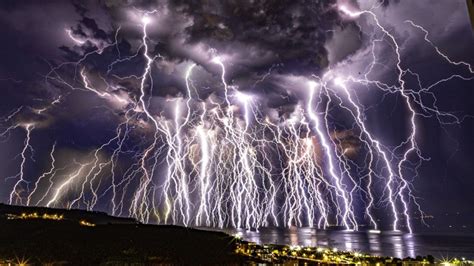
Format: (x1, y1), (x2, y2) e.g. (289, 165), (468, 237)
(0, 204), (471, 265)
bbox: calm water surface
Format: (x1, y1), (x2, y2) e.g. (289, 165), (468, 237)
(218, 227), (474, 259)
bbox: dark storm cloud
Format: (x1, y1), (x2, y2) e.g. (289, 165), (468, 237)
(52, 0), (348, 115)
(332, 0), (474, 221)
(0, 0), (469, 127)
(0, 1), (78, 79)
(325, 23), (362, 65)
(1, 0), (473, 228)
(169, 0), (337, 75)
(0, 0), (112, 109)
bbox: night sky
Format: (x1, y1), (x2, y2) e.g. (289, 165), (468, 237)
(0, 0), (473, 232)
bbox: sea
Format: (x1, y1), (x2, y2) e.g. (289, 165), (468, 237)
(215, 227), (474, 260)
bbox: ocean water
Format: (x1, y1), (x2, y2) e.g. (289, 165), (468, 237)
(220, 227), (474, 259)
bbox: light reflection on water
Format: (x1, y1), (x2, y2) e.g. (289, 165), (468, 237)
(221, 227), (474, 259)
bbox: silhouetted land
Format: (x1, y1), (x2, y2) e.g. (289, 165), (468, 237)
(0, 204), (451, 265)
(0, 204), (245, 264)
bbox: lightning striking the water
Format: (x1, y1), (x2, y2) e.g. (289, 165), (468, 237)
(1, 1), (473, 233)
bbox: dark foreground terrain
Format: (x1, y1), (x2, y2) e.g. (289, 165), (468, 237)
(0, 204), (244, 265)
(0, 204), (464, 265)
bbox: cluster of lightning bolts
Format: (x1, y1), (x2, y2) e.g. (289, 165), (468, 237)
(2, 3), (473, 233)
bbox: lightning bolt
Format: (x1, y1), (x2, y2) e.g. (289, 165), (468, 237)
(2, 3), (472, 235)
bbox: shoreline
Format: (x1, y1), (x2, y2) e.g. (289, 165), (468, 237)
(0, 203), (472, 265)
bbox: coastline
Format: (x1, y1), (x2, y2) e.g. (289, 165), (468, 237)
(0, 204), (471, 265)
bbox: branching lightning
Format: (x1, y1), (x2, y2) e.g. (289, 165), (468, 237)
(2, 2), (473, 233)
